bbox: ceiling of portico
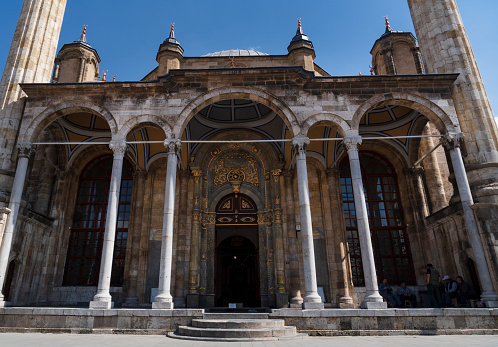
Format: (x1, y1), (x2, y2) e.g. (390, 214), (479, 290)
(50, 104), (427, 171)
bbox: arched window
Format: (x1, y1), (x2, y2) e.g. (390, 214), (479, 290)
(63, 155), (133, 286)
(340, 152), (415, 286)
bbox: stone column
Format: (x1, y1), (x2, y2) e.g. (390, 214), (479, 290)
(187, 169), (202, 307)
(90, 140), (127, 309)
(325, 168), (354, 307)
(0, 143), (33, 306)
(123, 170), (147, 307)
(153, 139), (181, 309)
(292, 136), (324, 309)
(271, 169), (288, 308)
(283, 169), (302, 306)
(442, 134), (498, 307)
(343, 137), (386, 309)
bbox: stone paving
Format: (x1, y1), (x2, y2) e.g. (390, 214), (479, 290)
(0, 333), (497, 347)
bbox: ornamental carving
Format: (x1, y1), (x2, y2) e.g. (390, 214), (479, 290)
(213, 152), (259, 189)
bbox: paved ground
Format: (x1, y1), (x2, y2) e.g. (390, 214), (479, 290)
(0, 334), (497, 347)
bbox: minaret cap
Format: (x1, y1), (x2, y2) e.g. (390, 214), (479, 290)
(287, 18), (314, 53)
(158, 22), (184, 55)
(77, 25), (89, 44)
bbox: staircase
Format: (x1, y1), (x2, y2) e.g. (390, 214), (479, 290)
(168, 313), (307, 341)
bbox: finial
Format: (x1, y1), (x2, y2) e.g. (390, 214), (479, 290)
(384, 16), (390, 28)
(369, 65), (374, 75)
(82, 25), (87, 35)
(359, 71), (362, 76)
(113, 75), (116, 82)
(298, 18), (301, 28)
(171, 23), (175, 33)
(100, 70), (107, 82)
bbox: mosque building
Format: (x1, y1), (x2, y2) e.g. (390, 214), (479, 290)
(0, 0), (497, 313)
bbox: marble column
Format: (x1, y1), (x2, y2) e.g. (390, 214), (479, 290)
(0, 143), (33, 307)
(153, 139), (181, 309)
(343, 136), (386, 309)
(186, 169), (202, 308)
(90, 140), (127, 309)
(292, 136), (324, 309)
(442, 134), (498, 308)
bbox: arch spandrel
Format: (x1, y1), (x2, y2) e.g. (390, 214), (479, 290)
(302, 113), (351, 138)
(173, 87), (301, 139)
(118, 115), (172, 140)
(351, 92), (459, 134)
(21, 101), (118, 143)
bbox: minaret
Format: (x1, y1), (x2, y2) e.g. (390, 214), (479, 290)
(407, 0), (498, 188)
(156, 24), (184, 76)
(287, 19), (316, 72)
(370, 17), (424, 75)
(52, 25), (101, 83)
(0, 0), (67, 185)
(408, 0), (498, 306)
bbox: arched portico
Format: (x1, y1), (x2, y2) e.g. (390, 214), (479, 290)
(172, 87), (301, 139)
(351, 92), (459, 134)
(20, 101), (118, 143)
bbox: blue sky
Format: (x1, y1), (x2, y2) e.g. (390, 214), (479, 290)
(1, 1), (497, 122)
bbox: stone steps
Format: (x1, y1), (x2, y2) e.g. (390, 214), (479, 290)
(168, 313), (307, 341)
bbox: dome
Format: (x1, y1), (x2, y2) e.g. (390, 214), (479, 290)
(202, 49), (269, 57)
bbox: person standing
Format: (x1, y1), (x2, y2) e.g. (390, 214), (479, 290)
(426, 264), (442, 308)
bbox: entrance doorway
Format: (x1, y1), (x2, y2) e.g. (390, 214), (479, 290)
(215, 234), (260, 307)
(214, 193), (260, 307)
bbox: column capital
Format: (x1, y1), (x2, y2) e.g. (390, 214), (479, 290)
(191, 169), (202, 183)
(343, 136), (362, 151)
(164, 139), (182, 154)
(441, 132), (464, 150)
(408, 165), (424, 176)
(271, 169), (282, 182)
(292, 136), (310, 153)
(109, 140), (127, 157)
(17, 142), (35, 158)
(325, 167), (340, 178)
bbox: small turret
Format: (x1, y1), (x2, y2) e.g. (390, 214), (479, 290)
(156, 24), (184, 76)
(52, 26), (101, 83)
(370, 17), (424, 75)
(287, 19), (315, 72)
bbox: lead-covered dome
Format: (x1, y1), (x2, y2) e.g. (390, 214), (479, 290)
(202, 49), (269, 57)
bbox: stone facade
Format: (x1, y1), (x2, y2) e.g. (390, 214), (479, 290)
(0, 0), (497, 311)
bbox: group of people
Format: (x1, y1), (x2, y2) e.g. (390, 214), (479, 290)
(426, 263), (477, 308)
(378, 264), (478, 308)
(379, 278), (417, 308)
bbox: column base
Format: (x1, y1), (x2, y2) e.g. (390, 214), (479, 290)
(361, 301), (387, 309)
(186, 293), (199, 308)
(276, 292), (289, 308)
(482, 301), (498, 308)
(152, 301), (174, 309)
(0, 300), (7, 308)
(303, 301), (324, 309)
(89, 300), (114, 309)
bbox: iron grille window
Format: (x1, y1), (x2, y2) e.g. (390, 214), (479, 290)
(63, 155), (133, 286)
(339, 151), (415, 286)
